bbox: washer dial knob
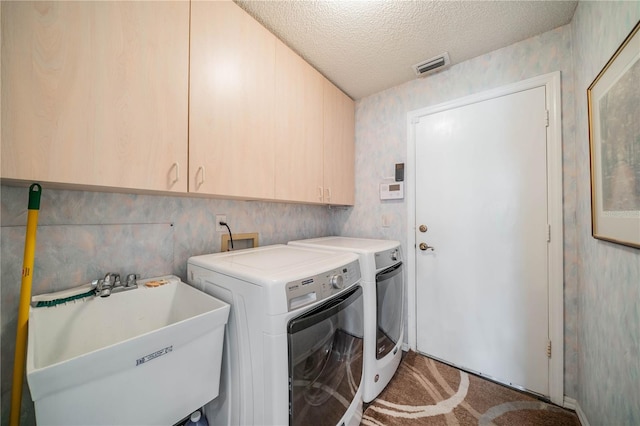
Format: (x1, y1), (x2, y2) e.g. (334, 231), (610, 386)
(330, 274), (344, 289)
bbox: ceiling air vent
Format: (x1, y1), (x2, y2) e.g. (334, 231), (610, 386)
(412, 52), (451, 77)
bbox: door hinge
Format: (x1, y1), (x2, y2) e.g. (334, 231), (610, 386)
(547, 224), (551, 242)
(545, 110), (550, 127)
(547, 340), (552, 358)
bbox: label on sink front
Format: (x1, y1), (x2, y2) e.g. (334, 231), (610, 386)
(136, 345), (173, 366)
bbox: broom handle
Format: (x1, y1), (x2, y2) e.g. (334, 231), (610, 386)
(9, 183), (42, 426)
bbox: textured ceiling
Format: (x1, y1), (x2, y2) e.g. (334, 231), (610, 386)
(235, 1), (578, 100)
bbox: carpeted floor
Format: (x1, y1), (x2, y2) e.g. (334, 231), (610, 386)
(361, 351), (579, 426)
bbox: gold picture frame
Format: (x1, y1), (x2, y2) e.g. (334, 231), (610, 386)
(587, 20), (640, 249)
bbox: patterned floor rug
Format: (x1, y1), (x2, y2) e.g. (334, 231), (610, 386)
(361, 351), (579, 426)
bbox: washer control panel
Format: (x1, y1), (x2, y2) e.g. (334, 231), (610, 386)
(286, 260), (360, 311)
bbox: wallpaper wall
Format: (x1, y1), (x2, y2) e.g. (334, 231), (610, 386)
(0, 185), (333, 424)
(571, 2), (640, 425)
(332, 24), (579, 398)
(3, 2), (639, 425)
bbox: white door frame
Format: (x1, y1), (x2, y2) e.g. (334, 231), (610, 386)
(406, 72), (564, 405)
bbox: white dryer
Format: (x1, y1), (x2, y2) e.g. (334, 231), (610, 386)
(187, 245), (364, 426)
(288, 237), (404, 403)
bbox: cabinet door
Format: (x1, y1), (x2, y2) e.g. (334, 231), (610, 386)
(323, 81), (355, 205)
(1, 1), (189, 192)
(189, 1), (276, 199)
(274, 40), (324, 203)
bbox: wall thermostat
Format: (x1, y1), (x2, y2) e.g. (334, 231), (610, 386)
(380, 182), (404, 200)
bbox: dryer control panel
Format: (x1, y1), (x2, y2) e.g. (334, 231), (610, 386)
(375, 246), (403, 271)
(285, 260), (361, 311)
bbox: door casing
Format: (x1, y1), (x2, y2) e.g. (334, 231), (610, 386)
(405, 71), (564, 405)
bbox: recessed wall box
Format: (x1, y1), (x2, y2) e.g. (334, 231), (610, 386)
(395, 163), (404, 182)
(380, 182), (404, 200)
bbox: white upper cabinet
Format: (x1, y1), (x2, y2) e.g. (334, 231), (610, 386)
(274, 39), (325, 204)
(323, 80), (355, 206)
(1, 1), (190, 192)
(189, 1), (276, 199)
(1, 1), (354, 205)
(273, 38), (356, 206)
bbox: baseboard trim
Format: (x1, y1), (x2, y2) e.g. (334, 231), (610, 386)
(562, 397), (590, 426)
(575, 401), (591, 426)
(563, 396), (577, 410)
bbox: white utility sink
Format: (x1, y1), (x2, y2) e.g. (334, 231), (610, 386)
(27, 275), (230, 426)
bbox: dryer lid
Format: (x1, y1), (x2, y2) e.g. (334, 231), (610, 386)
(289, 236), (400, 253)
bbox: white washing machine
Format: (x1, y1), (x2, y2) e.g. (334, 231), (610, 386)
(187, 244), (364, 426)
(288, 237), (404, 403)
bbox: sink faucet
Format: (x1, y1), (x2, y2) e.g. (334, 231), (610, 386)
(95, 272), (139, 297)
(97, 273), (120, 297)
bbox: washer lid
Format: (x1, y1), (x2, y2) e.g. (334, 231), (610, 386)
(289, 236), (400, 253)
(188, 244), (359, 287)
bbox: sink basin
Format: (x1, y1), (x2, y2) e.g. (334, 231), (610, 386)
(26, 275), (230, 426)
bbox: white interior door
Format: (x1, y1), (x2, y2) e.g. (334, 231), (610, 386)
(414, 86), (550, 396)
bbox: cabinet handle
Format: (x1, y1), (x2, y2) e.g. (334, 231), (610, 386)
(325, 187), (332, 202)
(318, 187), (323, 201)
(171, 162), (180, 184)
(196, 166), (205, 189)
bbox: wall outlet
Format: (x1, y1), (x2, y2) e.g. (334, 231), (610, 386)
(216, 214), (227, 232)
(382, 214), (392, 228)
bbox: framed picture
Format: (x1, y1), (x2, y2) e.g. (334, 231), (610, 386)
(587, 20), (640, 249)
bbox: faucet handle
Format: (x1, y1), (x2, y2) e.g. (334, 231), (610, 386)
(103, 272), (119, 284)
(97, 274), (114, 297)
(125, 274), (139, 288)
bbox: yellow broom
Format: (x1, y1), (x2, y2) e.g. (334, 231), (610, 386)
(9, 183), (42, 426)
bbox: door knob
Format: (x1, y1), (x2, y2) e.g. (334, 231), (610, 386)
(419, 224), (428, 233)
(419, 242), (434, 251)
